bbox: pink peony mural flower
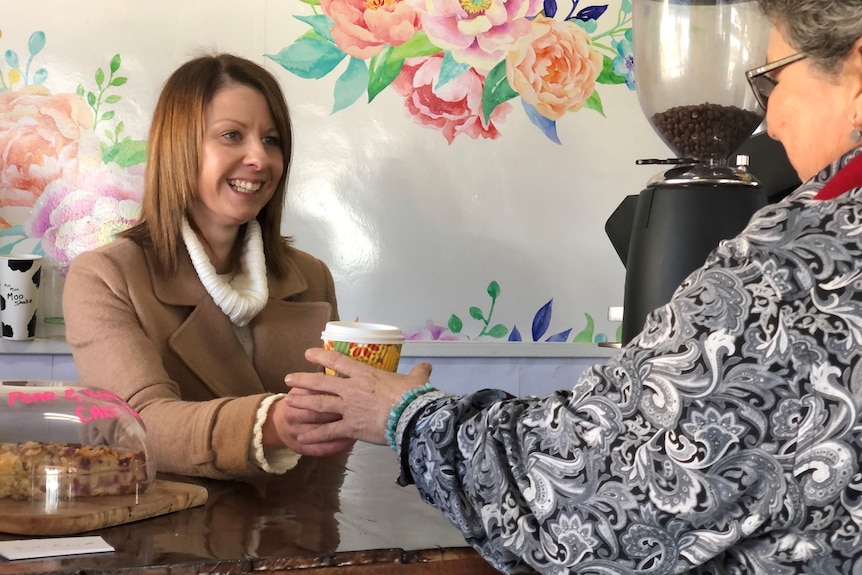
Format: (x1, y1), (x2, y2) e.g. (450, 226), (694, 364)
(28, 162), (143, 275)
(392, 54), (512, 143)
(0, 86), (102, 230)
(407, 0), (542, 71)
(320, 0), (421, 59)
(505, 16), (603, 121)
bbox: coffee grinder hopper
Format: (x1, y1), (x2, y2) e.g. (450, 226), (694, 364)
(607, 0), (770, 345)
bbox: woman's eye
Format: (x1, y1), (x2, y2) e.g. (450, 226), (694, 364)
(222, 131), (241, 141)
(263, 135), (281, 147)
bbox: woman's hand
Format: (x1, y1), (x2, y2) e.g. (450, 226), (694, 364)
(262, 390), (355, 456)
(283, 348), (433, 446)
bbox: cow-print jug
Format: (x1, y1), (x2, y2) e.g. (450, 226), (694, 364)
(0, 254), (43, 340)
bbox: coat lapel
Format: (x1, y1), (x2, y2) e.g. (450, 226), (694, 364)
(148, 246), (266, 398)
(145, 244), (333, 398)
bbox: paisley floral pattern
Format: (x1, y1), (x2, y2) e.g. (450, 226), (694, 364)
(397, 148), (862, 574)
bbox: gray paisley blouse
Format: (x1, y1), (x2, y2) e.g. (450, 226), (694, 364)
(395, 147), (862, 574)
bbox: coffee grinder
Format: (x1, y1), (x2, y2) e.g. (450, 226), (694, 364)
(606, 0), (771, 344)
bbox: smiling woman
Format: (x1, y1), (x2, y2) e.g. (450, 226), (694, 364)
(61, 54), (351, 480)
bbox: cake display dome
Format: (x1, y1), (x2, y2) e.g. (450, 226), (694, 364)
(0, 380), (153, 511)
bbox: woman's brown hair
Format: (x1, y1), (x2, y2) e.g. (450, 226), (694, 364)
(122, 53), (294, 276)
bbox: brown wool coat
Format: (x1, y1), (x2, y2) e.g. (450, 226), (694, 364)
(62, 237), (338, 478)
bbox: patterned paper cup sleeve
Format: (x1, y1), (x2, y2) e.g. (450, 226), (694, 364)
(323, 340), (402, 375)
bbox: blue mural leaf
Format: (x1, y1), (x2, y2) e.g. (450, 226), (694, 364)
(0, 225), (26, 237)
(508, 325), (522, 342)
(32, 68), (48, 85)
(532, 299), (553, 342)
(436, 51), (470, 89)
(28, 31), (46, 57)
(294, 14), (335, 43)
(266, 38), (346, 80)
(545, 328), (572, 342)
(5, 50), (19, 69)
(543, 0), (557, 17)
(522, 101), (561, 145)
(332, 57), (368, 113)
(594, 333), (608, 343)
(574, 5), (608, 21)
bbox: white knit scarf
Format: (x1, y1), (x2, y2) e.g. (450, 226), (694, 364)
(181, 218), (269, 327)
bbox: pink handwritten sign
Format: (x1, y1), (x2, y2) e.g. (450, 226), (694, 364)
(5, 387), (142, 422)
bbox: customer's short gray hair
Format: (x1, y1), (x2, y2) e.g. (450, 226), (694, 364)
(757, 0), (862, 74)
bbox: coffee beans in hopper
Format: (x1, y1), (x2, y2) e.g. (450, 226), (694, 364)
(651, 102), (763, 161)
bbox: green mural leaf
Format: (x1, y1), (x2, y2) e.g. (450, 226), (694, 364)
(76, 84), (85, 96)
(469, 306), (484, 321)
(367, 46), (403, 102)
(86, 91), (96, 107)
(572, 313), (595, 343)
(102, 139), (147, 168)
(100, 110), (115, 122)
(487, 280), (501, 298)
(333, 57), (368, 113)
(95, 67), (105, 88)
(388, 31), (442, 60)
(596, 55), (626, 85)
(294, 14), (335, 43)
(104, 94), (121, 104)
(109, 54), (121, 74)
(266, 38), (346, 80)
(28, 31), (46, 57)
(584, 90), (605, 116)
(482, 60), (518, 124)
(448, 314), (463, 334)
(486, 324), (508, 338)
(110, 76), (128, 87)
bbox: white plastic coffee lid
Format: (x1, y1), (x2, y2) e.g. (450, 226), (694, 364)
(321, 321), (404, 344)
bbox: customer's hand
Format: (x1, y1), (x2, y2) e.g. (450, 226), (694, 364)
(263, 390), (355, 456)
(283, 348), (433, 446)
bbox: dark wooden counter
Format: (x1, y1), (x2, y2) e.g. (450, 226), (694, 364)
(0, 443), (502, 574)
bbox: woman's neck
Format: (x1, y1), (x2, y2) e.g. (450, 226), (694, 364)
(191, 222), (242, 274)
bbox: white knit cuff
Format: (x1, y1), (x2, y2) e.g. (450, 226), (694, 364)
(251, 394), (302, 474)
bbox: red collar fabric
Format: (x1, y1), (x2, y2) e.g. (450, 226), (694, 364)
(813, 151), (862, 200)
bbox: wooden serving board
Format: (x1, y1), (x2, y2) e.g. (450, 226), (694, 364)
(0, 479), (208, 536)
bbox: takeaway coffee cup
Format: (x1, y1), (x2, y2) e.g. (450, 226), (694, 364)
(320, 321), (404, 376)
(0, 254), (43, 340)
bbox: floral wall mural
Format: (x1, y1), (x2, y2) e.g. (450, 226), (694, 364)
(268, 0), (634, 144)
(0, 1), (669, 347)
(0, 30), (145, 276)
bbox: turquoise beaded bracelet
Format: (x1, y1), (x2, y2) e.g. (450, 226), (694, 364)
(385, 382), (435, 450)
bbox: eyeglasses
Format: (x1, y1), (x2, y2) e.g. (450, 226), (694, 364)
(746, 52), (808, 111)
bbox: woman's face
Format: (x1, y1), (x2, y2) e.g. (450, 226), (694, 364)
(190, 83), (284, 237)
(764, 27), (861, 182)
